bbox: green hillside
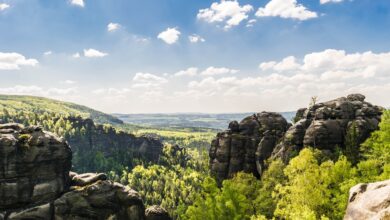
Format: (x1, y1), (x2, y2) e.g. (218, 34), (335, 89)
(0, 95), (123, 125)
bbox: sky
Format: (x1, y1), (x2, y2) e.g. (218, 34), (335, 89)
(0, 0), (390, 113)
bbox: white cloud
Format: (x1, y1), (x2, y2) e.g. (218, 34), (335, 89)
(44, 51), (52, 56)
(0, 85), (77, 96)
(259, 56), (300, 71)
(157, 27), (181, 44)
(0, 3), (10, 11)
(83, 49), (108, 58)
(132, 72), (168, 88)
(72, 53), (81, 58)
(246, 19), (257, 27)
(173, 49), (390, 111)
(256, 0), (318, 21)
(107, 22), (120, 32)
(197, 0), (253, 29)
(0, 52), (38, 70)
(70, 0), (84, 7)
(92, 88), (130, 95)
(320, 0), (344, 4)
(189, 34), (206, 43)
(64, 80), (76, 84)
(175, 67), (198, 77)
(200, 66), (239, 76)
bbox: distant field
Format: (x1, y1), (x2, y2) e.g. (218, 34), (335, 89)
(114, 112), (296, 130)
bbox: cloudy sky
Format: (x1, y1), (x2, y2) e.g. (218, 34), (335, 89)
(0, 0), (389, 113)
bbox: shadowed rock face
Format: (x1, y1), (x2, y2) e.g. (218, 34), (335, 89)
(209, 94), (383, 183)
(0, 123), (148, 220)
(209, 112), (289, 183)
(272, 94), (383, 162)
(0, 123), (72, 210)
(344, 179), (390, 220)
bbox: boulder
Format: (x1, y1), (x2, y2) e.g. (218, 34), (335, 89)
(145, 206), (172, 220)
(344, 179), (390, 220)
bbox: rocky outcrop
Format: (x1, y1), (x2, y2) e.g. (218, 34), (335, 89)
(210, 94), (383, 182)
(0, 123), (152, 220)
(0, 123), (72, 210)
(344, 179), (390, 220)
(272, 94), (383, 162)
(209, 112), (289, 183)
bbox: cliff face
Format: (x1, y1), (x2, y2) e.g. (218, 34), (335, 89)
(58, 116), (163, 173)
(0, 123), (169, 220)
(209, 112), (289, 182)
(272, 94), (383, 162)
(344, 179), (390, 220)
(209, 94), (383, 183)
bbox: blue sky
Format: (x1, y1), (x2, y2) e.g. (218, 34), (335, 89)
(0, 0), (389, 113)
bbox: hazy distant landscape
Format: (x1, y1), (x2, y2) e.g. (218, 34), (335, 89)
(114, 112), (296, 130)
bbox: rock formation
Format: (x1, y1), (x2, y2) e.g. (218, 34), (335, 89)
(209, 94), (383, 182)
(65, 116), (164, 172)
(209, 112), (289, 183)
(344, 179), (390, 220)
(272, 94), (383, 162)
(0, 123), (162, 220)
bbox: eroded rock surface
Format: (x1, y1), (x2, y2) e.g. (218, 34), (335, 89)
(145, 205), (172, 220)
(210, 94), (383, 182)
(209, 112), (289, 183)
(272, 94), (383, 162)
(0, 123), (148, 220)
(0, 123), (72, 210)
(344, 179), (390, 220)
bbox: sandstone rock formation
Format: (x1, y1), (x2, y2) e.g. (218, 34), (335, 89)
(0, 123), (72, 210)
(66, 116), (163, 173)
(272, 94), (383, 162)
(344, 179), (390, 220)
(209, 94), (383, 182)
(0, 123), (149, 220)
(209, 112), (289, 183)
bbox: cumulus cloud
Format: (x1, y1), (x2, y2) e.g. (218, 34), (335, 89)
(197, 0), (253, 29)
(70, 0), (84, 7)
(83, 49), (108, 58)
(256, 0), (318, 21)
(200, 66), (239, 76)
(174, 67), (199, 77)
(189, 34), (206, 43)
(320, 0), (344, 4)
(174, 49), (390, 111)
(63, 80), (76, 84)
(259, 56), (300, 71)
(107, 22), (120, 32)
(157, 27), (181, 44)
(0, 52), (39, 70)
(72, 53), (81, 58)
(132, 72), (168, 88)
(0, 3), (10, 11)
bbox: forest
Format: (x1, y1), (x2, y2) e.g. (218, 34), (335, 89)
(0, 96), (389, 219)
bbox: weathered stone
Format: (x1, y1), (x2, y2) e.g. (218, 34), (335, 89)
(0, 123), (164, 220)
(210, 112), (288, 183)
(272, 94), (383, 162)
(0, 124), (71, 210)
(145, 205), (172, 220)
(54, 180), (145, 220)
(344, 179), (390, 220)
